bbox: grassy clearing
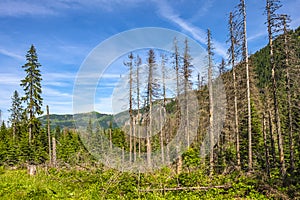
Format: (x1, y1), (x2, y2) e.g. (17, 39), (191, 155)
(0, 166), (272, 200)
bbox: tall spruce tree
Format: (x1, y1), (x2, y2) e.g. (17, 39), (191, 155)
(20, 45), (43, 144)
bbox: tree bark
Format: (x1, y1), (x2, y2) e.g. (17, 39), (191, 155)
(240, 0), (252, 171)
(52, 136), (57, 167)
(207, 29), (214, 177)
(263, 111), (270, 177)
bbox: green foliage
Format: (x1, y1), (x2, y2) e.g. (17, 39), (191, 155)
(20, 45), (43, 117)
(38, 112), (115, 130)
(0, 168), (277, 200)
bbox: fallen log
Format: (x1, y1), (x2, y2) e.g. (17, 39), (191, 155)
(139, 184), (231, 192)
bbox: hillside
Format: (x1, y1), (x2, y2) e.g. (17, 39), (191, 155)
(39, 111), (115, 130)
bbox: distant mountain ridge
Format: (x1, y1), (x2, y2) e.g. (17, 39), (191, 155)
(39, 111), (114, 130)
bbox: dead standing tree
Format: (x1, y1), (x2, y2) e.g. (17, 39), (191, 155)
(265, 0), (286, 177)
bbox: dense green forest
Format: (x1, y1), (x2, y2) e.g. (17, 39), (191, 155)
(0, 0), (299, 199)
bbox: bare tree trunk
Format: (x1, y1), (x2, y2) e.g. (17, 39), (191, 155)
(174, 37), (180, 116)
(126, 53), (134, 162)
(263, 111), (270, 177)
(29, 121), (32, 145)
(27, 165), (37, 176)
(146, 50), (157, 168)
(240, 0), (252, 171)
(133, 117), (136, 162)
(136, 56), (142, 159)
(268, 108), (276, 166)
(122, 147), (125, 172)
(12, 123), (16, 141)
(47, 105), (52, 166)
(229, 12), (241, 169)
(52, 136), (57, 167)
(183, 39), (191, 149)
(207, 29), (214, 177)
(174, 37), (182, 174)
(109, 127), (112, 150)
(266, 0), (286, 176)
(160, 54), (166, 163)
(176, 156), (182, 174)
(147, 98), (152, 167)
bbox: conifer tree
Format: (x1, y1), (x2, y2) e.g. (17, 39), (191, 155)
(20, 45), (43, 144)
(8, 90), (23, 141)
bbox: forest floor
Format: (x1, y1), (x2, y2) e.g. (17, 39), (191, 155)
(0, 166), (295, 199)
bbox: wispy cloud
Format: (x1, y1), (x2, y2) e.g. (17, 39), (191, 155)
(248, 31), (267, 42)
(153, 0), (227, 58)
(189, 0), (215, 21)
(0, 0), (145, 17)
(0, 1), (56, 17)
(0, 48), (24, 60)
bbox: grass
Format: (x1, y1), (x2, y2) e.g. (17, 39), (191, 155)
(0, 167), (271, 199)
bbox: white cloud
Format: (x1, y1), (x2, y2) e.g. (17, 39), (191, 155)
(153, 0), (227, 58)
(0, 0), (145, 17)
(0, 73), (23, 86)
(0, 48), (24, 60)
(0, 1), (56, 16)
(248, 31), (267, 42)
(189, 0), (215, 21)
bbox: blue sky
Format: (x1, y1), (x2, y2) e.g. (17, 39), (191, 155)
(0, 0), (299, 122)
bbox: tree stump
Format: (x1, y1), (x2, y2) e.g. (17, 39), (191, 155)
(27, 165), (37, 176)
